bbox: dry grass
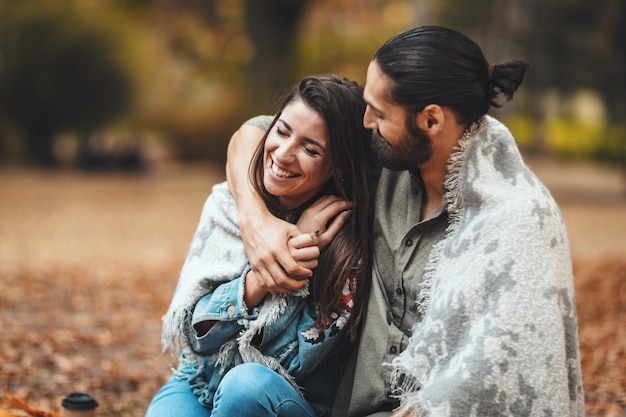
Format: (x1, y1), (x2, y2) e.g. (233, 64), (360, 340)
(0, 163), (223, 416)
(0, 159), (624, 416)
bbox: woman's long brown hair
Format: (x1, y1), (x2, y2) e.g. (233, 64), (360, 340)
(248, 75), (372, 340)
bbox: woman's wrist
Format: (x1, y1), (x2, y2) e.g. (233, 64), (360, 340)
(244, 270), (267, 308)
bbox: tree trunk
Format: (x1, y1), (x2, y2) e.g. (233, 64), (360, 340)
(243, 0), (310, 115)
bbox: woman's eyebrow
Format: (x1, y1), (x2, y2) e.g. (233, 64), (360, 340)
(277, 119), (293, 131)
(304, 137), (326, 151)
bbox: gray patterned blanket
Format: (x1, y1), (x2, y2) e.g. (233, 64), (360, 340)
(390, 116), (584, 416)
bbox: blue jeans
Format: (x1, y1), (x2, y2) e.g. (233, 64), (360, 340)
(146, 363), (318, 417)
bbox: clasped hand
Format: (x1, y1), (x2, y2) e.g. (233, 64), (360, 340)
(241, 195), (352, 295)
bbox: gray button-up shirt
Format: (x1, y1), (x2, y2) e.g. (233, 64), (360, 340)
(333, 167), (448, 417)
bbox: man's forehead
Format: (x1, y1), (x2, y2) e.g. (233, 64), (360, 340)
(364, 71), (392, 111)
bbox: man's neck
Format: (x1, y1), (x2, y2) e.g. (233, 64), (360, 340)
(418, 122), (467, 221)
(418, 162), (446, 221)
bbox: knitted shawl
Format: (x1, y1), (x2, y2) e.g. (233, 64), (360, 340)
(161, 182), (309, 384)
(162, 182), (249, 355)
(390, 116), (584, 416)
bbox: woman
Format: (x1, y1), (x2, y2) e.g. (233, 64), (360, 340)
(146, 75), (372, 417)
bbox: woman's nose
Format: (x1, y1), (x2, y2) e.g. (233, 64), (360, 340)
(273, 140), (296, 163)
(363, 106), (377, 130)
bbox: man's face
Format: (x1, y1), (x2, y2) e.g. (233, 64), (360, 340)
(363, 60), (433, 171)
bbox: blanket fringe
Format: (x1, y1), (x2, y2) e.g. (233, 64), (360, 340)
(417, 118), (485, 314)
(389, 366), (420, 397)
(390, 365), (433, 416)
(161, 307), (193, 356)
(234, 292), (306, 390)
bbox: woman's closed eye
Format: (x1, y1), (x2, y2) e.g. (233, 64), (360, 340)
(276, 126), (289, 137)
(303, 146), (320, 156)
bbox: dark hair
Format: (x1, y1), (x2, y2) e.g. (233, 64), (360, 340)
(373, 26), (530, 126)
(249, 75), (372, 339)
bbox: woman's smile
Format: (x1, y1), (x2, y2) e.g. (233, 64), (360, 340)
(268, 157), (299, 179)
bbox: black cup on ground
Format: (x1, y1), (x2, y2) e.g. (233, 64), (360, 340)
(61, 392), (99, 417)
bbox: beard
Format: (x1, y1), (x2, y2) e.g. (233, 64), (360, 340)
(377, 115), (433, 171)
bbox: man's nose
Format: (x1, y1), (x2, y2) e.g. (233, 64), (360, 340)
(363, 106), (377, 129)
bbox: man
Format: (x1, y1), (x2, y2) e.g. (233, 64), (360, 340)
(226, 26), (584, 417)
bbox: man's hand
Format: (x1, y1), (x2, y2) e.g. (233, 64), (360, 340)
(239, 210), (311, 293)
(243, 226), (320, 307)
(390, 411), (413, 417)
(390, 404), (418, 417)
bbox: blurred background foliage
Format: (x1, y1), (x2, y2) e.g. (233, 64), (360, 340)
(0, 0), (624, 170)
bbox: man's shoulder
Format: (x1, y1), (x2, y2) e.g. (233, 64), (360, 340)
(244, 115), (274, 132)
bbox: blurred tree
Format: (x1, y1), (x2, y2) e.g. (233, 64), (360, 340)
(524, 0), (625, 124)
(130, 0), (313, 161)
(438, 0), (625, 164)
(243, 0), (311, 113)
(0, 4), (132, 166)
(140, 0), (310, 115)
(437, 0), (625, 118)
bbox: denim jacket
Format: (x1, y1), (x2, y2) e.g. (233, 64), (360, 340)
(175, 269), (356, 417)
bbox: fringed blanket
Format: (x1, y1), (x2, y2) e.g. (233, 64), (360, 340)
(161, 182), (308, 383)
(390, 116), (584, 416)
(161, 182), (250, 356)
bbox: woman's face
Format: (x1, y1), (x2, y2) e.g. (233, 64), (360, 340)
(263, 99), (333, 211)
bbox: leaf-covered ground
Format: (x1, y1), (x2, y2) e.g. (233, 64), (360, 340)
(1, 160), (625, 416)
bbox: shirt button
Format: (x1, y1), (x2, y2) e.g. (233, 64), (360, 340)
(395, 287), (402, 295)
(227, 305), (236, 316)
(405, 239), (413, 247)
(389, 346), (397, 354)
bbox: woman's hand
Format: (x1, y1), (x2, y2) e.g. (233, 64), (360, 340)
(296, 195), (353, 251)
(288, 232), (321, 270)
